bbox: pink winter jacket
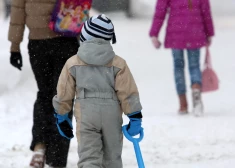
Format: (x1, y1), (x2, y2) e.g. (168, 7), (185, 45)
(149, 0), (214, 49)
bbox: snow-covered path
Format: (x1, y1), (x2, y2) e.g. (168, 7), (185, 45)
(1, 9), (235, 168)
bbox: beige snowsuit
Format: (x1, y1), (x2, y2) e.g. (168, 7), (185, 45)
(53, 38), (142, 168)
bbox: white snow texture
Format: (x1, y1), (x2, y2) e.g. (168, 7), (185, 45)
(0, 1), (235, 167)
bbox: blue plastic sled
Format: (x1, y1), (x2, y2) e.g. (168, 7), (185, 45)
(122, 125), (145, 168)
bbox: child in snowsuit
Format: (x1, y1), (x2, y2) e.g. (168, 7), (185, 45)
(149, 0), (214, 116)
(53, 14), (143, 168)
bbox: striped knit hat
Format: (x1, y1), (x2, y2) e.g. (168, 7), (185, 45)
(80, 14), (116, 44)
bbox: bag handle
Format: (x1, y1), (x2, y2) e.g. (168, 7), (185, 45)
(204, 47), (212, 69)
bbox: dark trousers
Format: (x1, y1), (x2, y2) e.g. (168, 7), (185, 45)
(28, 37), (79, 167)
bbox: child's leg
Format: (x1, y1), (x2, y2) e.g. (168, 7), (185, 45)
(77, 123), (103, 168)
(76, 100), (103, 168)
(101, 103), (123, 168)
(172, 49), (188, 113)
(102, 102), (123, 168)
(172, 49), (186, 95)
(187, 49), (202, 88)
(76, 99), (122, 168)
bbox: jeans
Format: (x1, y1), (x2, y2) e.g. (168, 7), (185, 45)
(172, 49), (201, 95)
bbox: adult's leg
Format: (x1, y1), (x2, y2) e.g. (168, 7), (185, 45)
(28, 40), (54, 168)
(29, 39), (54, 152)
(51, 37), (79, 92)
(45, 37), (79, 167)
(187, 49), (202, 88)
(172, 49), (187, 94)
(172, 49), (188, 113)
(187, 49), (203, 116)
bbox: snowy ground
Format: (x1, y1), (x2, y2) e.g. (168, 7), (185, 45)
(1, 6), (235, 168)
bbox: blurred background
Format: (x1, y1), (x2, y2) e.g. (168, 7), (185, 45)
(1, 0), (235, 18)
(0, 0), (235, 168)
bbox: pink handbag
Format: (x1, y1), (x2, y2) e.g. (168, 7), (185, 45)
(201, 47), (219, 93)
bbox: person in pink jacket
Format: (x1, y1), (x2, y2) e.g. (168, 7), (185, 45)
(150, 0), (214, 116)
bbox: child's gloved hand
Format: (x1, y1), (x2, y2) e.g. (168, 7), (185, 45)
(127, 111), (143, 136)
(151, 37), (161, 49)
(54, 112), (74, 140)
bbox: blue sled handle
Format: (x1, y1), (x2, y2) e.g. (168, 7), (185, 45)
(122, 125), (145, 168)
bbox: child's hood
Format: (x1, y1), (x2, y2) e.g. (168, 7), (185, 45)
(77, 38), (115, 66)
